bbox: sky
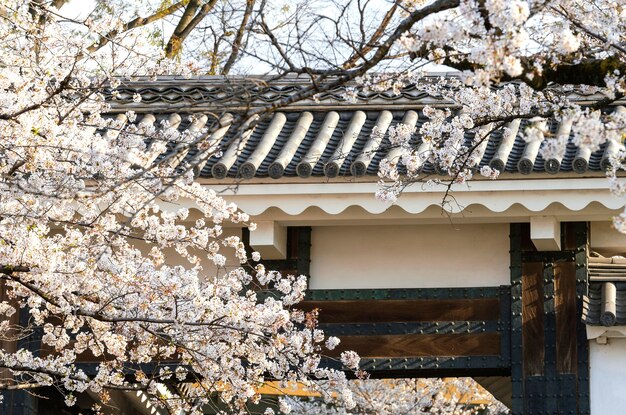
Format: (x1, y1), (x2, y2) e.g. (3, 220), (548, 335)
(56, 0), (449, 74)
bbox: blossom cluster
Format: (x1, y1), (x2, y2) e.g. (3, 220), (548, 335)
(373, 0), (626, 216)
(282, 377), (509, 414)
(0, 2), (358, 413)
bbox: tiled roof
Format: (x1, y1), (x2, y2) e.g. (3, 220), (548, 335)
(583, 258), (626, 327)
(124, 109), (622, 180)
(106, 76), (617, 109)
(105, 78), (624, 180)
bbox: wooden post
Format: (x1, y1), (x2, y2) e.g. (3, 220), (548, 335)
(510, 222), (589, 414)
(0, 306), (40, 415)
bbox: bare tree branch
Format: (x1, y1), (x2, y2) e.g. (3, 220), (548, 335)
(86, 1), (188, 55)
(342, 0), (399, 69)
(0, 63), (74, 121)
(221, 0), (255, 74)
(165, 0), (218, 58)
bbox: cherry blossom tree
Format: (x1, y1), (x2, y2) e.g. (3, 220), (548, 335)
(90, 0), (626, 224)
(0, 1), (362, 413)
(1, 0), (626, 413)
(282, 378), (509, 415)
(350, 1), (626, 223)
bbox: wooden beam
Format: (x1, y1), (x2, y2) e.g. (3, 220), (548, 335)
(327, 333), (500, 358)
(555, 261), (577, 374)
(522, 261), (545, 376)
(300, 298), (501, 324)
(0, 281), (19, 385)
(530, 216), (561, 251)
(249, 221), (287, 259)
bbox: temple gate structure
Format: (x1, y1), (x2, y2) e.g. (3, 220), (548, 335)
(4, 76), (626, 414)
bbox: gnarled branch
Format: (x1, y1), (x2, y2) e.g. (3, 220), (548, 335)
(165, 0), (218, 58)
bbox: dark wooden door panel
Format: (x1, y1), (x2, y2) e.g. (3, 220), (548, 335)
(300, 298), (500, 323)
(328, 333), (501, 358)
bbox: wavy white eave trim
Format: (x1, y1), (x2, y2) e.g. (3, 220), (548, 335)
(197, 178), (625, 216)
(587, 325), (626, 340)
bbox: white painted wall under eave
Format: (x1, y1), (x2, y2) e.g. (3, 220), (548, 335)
(156, 227), (242, 279)
(591, 221), (626, 256)
(309, 224), (510, 289)
(590, 339), (626, 414)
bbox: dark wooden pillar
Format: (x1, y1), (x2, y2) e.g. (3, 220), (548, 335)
(0, 391), (39, 415)
(0, 306), (40, 415)
(243, 226), (311, 277)
(510, 223), (589, 414)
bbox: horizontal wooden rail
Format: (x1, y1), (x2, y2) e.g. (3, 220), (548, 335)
(328, 333), (501, 358)
(300, 298), (500, 323)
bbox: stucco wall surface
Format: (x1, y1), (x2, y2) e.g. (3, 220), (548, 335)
(590, 339), (626, 414)
(591, 221), (626, 256)
(309, 224), (510, 289)
(156, 228), (242, 279)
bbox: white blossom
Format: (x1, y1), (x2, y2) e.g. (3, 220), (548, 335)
(480, 165), (500, 180)
(558, 27), (581, 54)
(340, 351), (360, 370)
(283, 378), (508, 414)
(0, 3), (359, 411)
(325, 336), (341, 350)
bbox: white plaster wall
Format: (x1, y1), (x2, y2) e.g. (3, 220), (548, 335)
(141, 227), (242, 280)
(591, 221), (626, 256)
(309, 224), (510, 289)
(590, 339), (626, 414)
